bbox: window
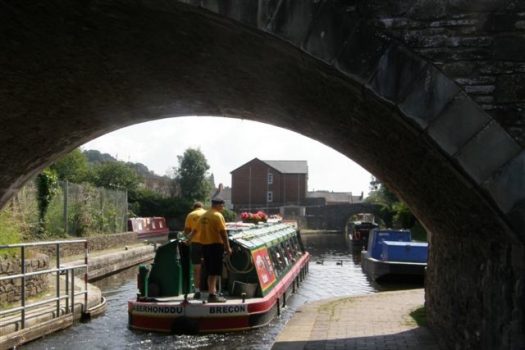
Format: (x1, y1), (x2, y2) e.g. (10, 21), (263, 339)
(268, 172), (273, 184)
(267, 191), (273, 202)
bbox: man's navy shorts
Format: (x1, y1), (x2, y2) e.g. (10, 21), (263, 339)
(190, 243), (203, 264)
(202, 244), (224, 276)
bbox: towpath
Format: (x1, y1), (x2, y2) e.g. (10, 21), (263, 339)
(272, 288), (440, 350)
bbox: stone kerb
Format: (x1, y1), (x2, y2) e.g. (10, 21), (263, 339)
(0, 254), (49, 305)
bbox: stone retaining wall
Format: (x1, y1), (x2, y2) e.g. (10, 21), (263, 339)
(1, 232), (143, 305)
(84, 245), (156, 281)
(35, 232), (139, 258)
(0, 254), (49, 304)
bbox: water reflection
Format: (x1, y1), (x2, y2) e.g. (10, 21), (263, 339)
(21, 232), (422, 350)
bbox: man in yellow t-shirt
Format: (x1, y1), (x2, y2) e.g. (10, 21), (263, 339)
(199, 197), (232, 303)
(184, 202), (206, 299)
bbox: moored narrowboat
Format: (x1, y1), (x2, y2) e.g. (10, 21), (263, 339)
(348, 219), (378, 251)
(128, 217), (170, 242)
(361, 229), (427, 282)
(128, 220), (309, 333)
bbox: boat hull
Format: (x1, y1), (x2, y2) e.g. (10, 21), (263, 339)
(361, 252), (426, 282)
(128, 253), (310, 333)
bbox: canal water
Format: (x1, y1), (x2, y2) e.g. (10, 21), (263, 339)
(21, 232), (421, 350)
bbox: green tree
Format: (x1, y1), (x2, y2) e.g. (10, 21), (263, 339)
(222, 208), (237, 222)
(83, 149), (117, 164)
(36, 168), (59, 236)
(365, 177), (397, 227)
(173, 148), (211, 203)
(50, 148), (89, 183)
(90, 161), (142, 194)
(365, 177), (427, 241)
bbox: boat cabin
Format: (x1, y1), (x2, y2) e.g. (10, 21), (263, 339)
(138, 222), (305, 300)
(361, 229), (428, 281)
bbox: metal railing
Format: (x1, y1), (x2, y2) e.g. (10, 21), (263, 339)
(0, 240), (88, 330)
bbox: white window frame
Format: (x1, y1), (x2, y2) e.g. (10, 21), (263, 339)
(267, 191), (273, 202)
(268, 172), (273, 185)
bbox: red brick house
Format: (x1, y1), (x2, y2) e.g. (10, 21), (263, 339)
(231, 158), (308, 212)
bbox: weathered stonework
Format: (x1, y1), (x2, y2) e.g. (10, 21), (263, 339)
(305, 203), (382, 231)
(0, 1), (524, 349)
(34, 232), (139, 258)
(0, 254), (49, 304)
(364, 2), (525, 147)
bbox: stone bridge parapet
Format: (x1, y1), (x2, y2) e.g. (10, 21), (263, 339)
(306, 203), (382, 231)
(1, 1), (525, 348)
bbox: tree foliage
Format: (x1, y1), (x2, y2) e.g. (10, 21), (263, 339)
(50, 148), (89, 183)
(365, 177), (426, 240)
(131, 188), (191, 219)
(83, 149), (117, 164)
(36, 168), (59, 235)
(222, 208), (237, 222)
(174, 148), (211, 203)
(28, 147), (220, 237)
(91, 161), (142, 194)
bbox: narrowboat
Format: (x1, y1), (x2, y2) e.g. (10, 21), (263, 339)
(128, 220), (310, 333)
(128, 217), (170, 242)
(361, 229), (427, 282)
(348, 216), (378, 251)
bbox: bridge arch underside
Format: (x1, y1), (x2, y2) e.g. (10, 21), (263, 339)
(1, 2), (524, 349)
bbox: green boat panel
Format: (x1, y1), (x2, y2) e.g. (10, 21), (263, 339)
(228, 223), (297, 251)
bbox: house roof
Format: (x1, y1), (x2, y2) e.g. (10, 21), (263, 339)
(262, 160), (308, 174)
(230, 158), (308, 174)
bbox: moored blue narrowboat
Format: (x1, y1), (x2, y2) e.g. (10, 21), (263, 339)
(128, 220), (309, 333)
(361, 229), (428, 282)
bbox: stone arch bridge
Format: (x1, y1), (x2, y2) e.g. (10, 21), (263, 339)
(306, 203), (383, 232)
(1, 1), (525, 349)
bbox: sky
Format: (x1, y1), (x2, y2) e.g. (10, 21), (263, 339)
(82, 117), (373, 196)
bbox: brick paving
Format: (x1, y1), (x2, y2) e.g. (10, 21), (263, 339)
(272, 289), (440, 350)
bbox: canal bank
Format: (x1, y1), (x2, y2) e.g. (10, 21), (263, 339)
(272, 288), (438, 350)
(62, 243), (156, 281)
(0, 243), (156, 350)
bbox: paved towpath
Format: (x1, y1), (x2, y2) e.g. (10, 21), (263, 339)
(272, 288), (440, 350)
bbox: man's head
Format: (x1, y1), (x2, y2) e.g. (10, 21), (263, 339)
(193, 201), (203, 209)
(211, 197), (225, 210)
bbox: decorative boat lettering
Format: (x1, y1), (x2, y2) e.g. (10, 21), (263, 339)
(133, 305), (184, 314)
(208, 305), (247, 314)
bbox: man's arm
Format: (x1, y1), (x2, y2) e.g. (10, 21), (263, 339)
(220, 229), (232, 255)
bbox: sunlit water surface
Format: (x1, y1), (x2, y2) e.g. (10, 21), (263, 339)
(21, 232), (420, 350)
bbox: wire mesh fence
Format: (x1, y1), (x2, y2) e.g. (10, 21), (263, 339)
(4, 181), (127, 239)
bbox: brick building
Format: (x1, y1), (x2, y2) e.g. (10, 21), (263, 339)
(231, 158), (308, 212)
